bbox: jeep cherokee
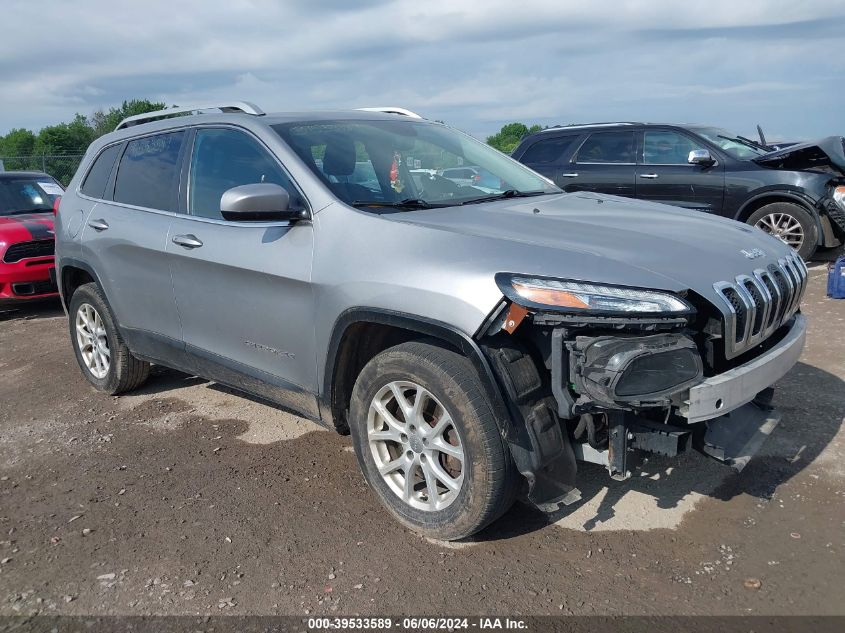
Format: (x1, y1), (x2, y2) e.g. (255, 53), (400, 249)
(55, 103), (807, 540)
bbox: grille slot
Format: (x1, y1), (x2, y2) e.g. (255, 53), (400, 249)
(713, 254), (806, 359)
(742, 280), (765, 336)
(3, 240), (55, 263)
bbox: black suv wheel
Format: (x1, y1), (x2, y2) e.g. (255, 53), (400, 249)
(747, 202), (818, 260)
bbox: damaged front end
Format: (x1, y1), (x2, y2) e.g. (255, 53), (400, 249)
(477, 268), (807, 511)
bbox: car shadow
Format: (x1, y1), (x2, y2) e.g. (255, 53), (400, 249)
(0, 298), (63, 322)
(472, 361), (845, 542)
(126, 365), (209, 396)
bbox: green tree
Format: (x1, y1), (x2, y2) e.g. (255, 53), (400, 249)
(0, 128), (38, 169)
(33, 114), (95, 156)
(0, 128), (37, 157)
(486, 122), (543, 154)
(89, 99), (166, 138)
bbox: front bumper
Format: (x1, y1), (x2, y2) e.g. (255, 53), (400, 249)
(678, 314), (806, 424)
(0, 257), (58, 301)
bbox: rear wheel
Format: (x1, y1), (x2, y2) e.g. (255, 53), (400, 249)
(747, 202), (817, 260)
(348, 341), (518, 540)
(68, 283), (150, 394)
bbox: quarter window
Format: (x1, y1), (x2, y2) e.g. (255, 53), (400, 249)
(575, 131), (635, 164)
(189, 128), (300, 220)
(114, 132), (184, 210)
(643, 130), (704, 165)
(80, 144), (121, 199)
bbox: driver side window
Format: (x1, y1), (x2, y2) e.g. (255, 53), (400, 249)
(643, 130), (704, 165)
(189, 128), (301, 220)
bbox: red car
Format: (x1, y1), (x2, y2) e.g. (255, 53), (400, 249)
(0, 171), (63, 303)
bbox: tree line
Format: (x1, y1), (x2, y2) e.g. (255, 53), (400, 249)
(0, 99), (166, 159)
(0, 97), (541, 173)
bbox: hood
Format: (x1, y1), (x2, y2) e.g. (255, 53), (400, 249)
(0, 213), (55, 250)
(383, 192), (795, 297)
(753, 135), (845, 175)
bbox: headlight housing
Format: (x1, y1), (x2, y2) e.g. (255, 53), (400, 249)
(496, 273), (694, 315)
(833, 185), (845, 210)
(576, 334), (703, 405)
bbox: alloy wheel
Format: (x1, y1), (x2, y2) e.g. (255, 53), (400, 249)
(367, 381), (465, 511)
(755, 212), (804, 251)
(75, 303), (110, 379)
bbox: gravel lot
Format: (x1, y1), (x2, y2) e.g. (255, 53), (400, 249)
(0, 263), (843, 617)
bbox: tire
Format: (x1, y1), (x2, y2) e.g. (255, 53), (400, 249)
(348, 340), (519, 540)
(747, 202), (818, 260)
(68, 282), (150, 394)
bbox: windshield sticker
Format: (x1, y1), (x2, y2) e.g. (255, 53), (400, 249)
(38, 182), (64, 196)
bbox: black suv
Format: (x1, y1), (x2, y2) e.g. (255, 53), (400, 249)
(512, 123), (845, 259)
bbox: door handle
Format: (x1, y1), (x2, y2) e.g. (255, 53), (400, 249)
(87, 219), (109, 231)
(560, 173), (579, 178)
(638, 173), (659, 179)
(172, 234), (203, 249)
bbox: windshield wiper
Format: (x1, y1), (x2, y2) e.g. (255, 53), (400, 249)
(456, 190), (552, 205)
(351, 198), (442, 210)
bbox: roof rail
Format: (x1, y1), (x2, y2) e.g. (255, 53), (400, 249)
(356, 107), (423, 119)
(115, 101), (265, 130)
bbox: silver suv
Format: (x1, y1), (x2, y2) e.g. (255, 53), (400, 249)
(56, 102), (808, 540)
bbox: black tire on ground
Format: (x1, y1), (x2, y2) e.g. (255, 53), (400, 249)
(348, 340), (519, 541)
(68, 282), (150, 394)
(746, 202), (818, 260)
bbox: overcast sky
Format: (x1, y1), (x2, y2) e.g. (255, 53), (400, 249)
(2, 0), (844, 141)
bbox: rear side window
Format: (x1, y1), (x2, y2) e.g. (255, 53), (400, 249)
(114, 131), (184, 210)
(519, 136), (576, 165)
(80, 144), (121, 199)
(575, 131), (635, 164)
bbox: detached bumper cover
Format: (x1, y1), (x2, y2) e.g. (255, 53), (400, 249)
(679, 314), (806, 424)
(700, 402), (781, 472)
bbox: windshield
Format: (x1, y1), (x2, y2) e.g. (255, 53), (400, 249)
(691, 127), (768, 160)
(273, 119), (559, 209)
(0, 177), (63, 216)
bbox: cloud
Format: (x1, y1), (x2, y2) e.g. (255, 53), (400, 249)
(0, 0), (843, 140)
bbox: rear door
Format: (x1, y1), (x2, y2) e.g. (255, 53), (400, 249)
(79, 131), (185, 357)
(166, 126), (318, 415)
(635, 128), (725, 212)
(516, 134), (580, 183)
(561, 130), (637, 196)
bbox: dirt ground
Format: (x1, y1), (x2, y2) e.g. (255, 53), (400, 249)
(0, 264), (843, 618)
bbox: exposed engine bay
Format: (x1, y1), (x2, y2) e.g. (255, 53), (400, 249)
(476, 266), (807, 510)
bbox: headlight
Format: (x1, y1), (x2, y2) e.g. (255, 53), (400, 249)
(576, 334), (703, 405)
(496, 274), (693, 314)
(833, 185), (845, 209)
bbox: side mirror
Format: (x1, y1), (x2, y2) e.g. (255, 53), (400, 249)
(220, 183), (308, 222)
(688, 149), (715, 166)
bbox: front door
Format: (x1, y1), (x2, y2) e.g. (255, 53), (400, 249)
(166, 127), (318, 416)
(635, 129), (725, 213)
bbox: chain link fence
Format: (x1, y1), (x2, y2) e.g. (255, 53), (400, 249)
(0, 155), (85, 186)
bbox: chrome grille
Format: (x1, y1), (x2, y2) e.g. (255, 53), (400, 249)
(713, 254), (807, 359)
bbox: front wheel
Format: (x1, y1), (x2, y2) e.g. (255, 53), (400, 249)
(747, 202), (818, 260)
(348, 341), (519, 540)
